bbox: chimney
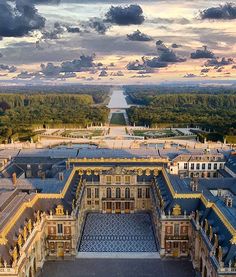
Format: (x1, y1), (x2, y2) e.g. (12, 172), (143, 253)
(66, 161), (70, 170)
(59, 172), (64, 181)
(12, 172), (17, 186)
(225, 196), (233, 208)
(191, 177), (199, 192)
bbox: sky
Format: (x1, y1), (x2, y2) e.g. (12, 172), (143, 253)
(0, 0), (236, 85)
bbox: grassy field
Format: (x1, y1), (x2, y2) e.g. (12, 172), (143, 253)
(110, 113), (126, 125)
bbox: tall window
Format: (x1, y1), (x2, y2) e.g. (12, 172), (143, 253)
(214, 163), (217, 170)
(115, 175), (121, 184)
(87, 188), (91, 198)
(208, 163), (212, 170)
(191, 163), (194, 170)
(116, 188), (121, 198)
(184, 163), (188, 170)
(57, 224), (63, 235)
(125, 176), (131, 184)
(137, 188), (142, 198)
(106, 176), (112, 184)
(174, 224), (179, 236)
(125, 188), (130, 199)
(95, 188), (99, 198)
(196, 163), (200, 170)
(146, 188), (150, 198)
(202, 163), (206, 170)
(107, 187), (112, 198)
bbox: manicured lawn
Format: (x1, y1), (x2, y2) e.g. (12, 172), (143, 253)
(110, 113), (126, 125)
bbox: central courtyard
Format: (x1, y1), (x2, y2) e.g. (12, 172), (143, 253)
(78, 213), (158, 253)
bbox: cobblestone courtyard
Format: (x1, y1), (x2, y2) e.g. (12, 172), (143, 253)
(41, 259), (196, 277)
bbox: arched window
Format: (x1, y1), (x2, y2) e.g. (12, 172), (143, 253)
(107, 188), (112, 198)
(116, 188), (121, 198)
(125, 188), (130, 199)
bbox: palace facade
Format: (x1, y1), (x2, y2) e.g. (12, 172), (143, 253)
(0, 151), (236, 277)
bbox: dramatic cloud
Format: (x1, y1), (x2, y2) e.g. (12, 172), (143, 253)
(201, 68), (210, 73)
(127, 30), (152, 41)
(105, 5), (145, 25)
(40, 55), (96, 78)
(200, 3), (236, 20)
(145, 57), (168, 68)
(0, 64), (17, 73)
(204, 57), (234, 67)
(127, 60), (146, 70)
(87, 18), (110, 34)
(191, 46), (215, 59)
(0, 53), (3, 58)
(16, 71), (39, 79)
(156, 41), (186, 63)
(41, 22), (65, 39)
(0, 0), (45, 37)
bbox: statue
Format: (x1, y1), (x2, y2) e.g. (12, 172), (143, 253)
(28, 219), (33, 234)
(11, 247), (18, 264)
(36, 211), (41, 223)
(218, 246), (223, 263)
(17, 233), (23, 248)
(214, 234), (219, 249)
(172, 204), (181, 216)
(204, 219), (209, 234)
(23, 225), (28, 242)
(209, 226), (213, 241)
(72, 199), (75, 210)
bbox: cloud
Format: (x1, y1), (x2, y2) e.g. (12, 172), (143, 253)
(190, 46), (215, 59)
(16, 71), (41, 79)
(111, 71), (124, 76)
(86, 18), (111, 34)
(66, 26), (81, 33)
(127, 60), (146, 70)
(156, 41), (186, 63)
(0, 0), (45, 37)
(41, 22), (65, 39)
(200, 3), (236, 20)
(0, 53), (3, 58)
(105, 4), (145, 25)
(127, 30), (152, 42)
(99, 69), (108, 77)
(61, 55), (95, 72)
(144, 57), (168, 68)
(204, 57), (234, 67)
(171, 43), (181, 49)
(183, 73), (198, 78)
(0, 64), (17, 72)
(40, 54), (96, 78)
(201, 68), (210, 73)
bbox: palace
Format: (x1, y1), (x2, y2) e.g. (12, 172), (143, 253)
(0, 147), (236, 277)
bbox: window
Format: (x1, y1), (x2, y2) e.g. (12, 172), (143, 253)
(95, 188), (99, 198)
(214, 163), (217, 170)
(220, 163), (223, 169)
(125, 175), (131, 184)
(107, 187), (112, 198)
(116, 188), (121, 198)
(174, 224), (179, 236)
(57, 224), (63, 235)
(87, 200), (91, 205)
(106, 176), (111, 184)
(87, 188), (91, 198)
(146, 188), (150, 198)
(191, 163), (194, 170)
(115, 175), (121, 184)
(125, 188), (130, 199)
(202, 163), (206, 170)
(184, 163), (188, 170)
(138, 188), (142, 198)
(208, 163), (212, 170)
(196, 163), (200, 170)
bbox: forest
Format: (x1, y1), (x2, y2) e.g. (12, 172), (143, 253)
(0, 93), (109, 143)
(126, 89), (236, 143)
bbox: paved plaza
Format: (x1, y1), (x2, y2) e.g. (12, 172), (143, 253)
(41, 259), (196, 277)
(79, 213), (158, 253)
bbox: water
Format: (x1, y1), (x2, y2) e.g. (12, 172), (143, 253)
(107, 88), (129, 109)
